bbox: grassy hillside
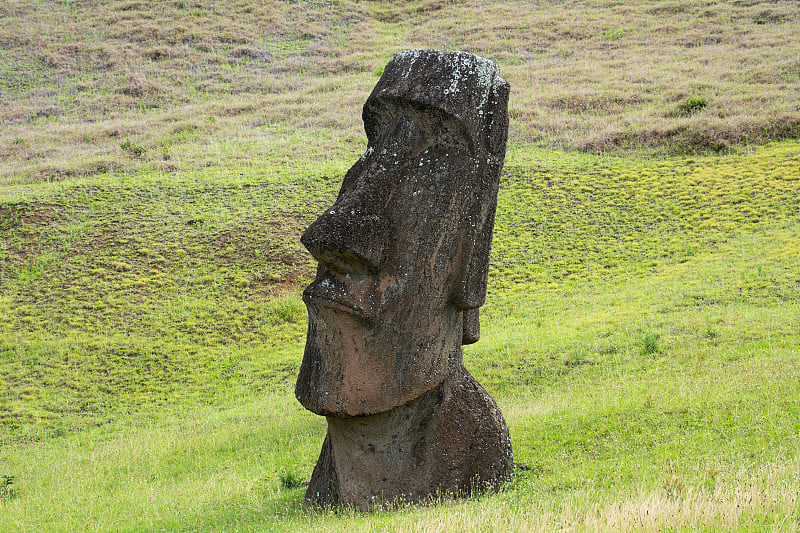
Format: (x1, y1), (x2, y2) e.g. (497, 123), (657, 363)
(2, 0), (799, 185)
(2, 141), (798, 529)
(1, 0), (799, 531)
(3, 139), (797, 443)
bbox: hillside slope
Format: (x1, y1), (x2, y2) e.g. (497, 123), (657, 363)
(2, 139), (798, 441)
(1, 0), (799, 184)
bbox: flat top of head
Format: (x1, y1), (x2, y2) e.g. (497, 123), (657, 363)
(389, 49), (504, 94)
(363, 50), (509, 146)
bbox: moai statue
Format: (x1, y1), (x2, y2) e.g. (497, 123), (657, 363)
(295, 49), (512, 510)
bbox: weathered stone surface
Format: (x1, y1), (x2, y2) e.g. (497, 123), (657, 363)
(295, 49), (512, 511)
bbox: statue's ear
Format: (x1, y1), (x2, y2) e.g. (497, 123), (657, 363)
(450, 115), (505, 310)
(462, 308), (480, 344)
(452, 145), (506, 309)
(451, 185), (497, 348)
(451, 77), (509, 343)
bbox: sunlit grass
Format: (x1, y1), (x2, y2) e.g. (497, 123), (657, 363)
(3, 141), (800, 528)
(3, 141), (798, 444)
(3, 259), (798, 531)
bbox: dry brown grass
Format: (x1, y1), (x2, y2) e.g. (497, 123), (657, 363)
(0, 0), (798, 184)
(333, 455), (800, 532)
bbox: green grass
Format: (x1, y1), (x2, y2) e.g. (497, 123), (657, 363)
(1, 0), (800, 530)
(2, 141), (799, 530)
(3, 140), (797, 443)
(1, 245), (798, 530)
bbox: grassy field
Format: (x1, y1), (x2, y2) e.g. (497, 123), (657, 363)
(2, 0), (800, 531)
(2, 0), (799, 185)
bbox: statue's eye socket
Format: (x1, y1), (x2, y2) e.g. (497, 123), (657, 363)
(366, 100), (473, 154)
(430, 116), (472, 153)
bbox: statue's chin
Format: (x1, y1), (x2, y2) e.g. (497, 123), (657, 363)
(295, 304), (461, 417)
(295, 372), (445, 418)
(295, 341), (449, 417)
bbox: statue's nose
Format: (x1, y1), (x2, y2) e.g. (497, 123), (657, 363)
(301, 207), (389, 275)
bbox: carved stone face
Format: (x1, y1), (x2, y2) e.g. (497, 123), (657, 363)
(295, 50), (509, 418)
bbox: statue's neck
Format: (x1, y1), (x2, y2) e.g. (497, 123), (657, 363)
(324, 374), (449, 509)
(305, 360), (513, 511)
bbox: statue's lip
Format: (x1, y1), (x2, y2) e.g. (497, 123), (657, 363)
(302, 280), (371, 321)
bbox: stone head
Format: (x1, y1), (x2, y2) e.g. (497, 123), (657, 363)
(295, 50), (510, 417)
